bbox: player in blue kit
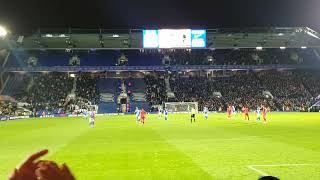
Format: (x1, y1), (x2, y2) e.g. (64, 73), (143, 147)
(164, 109), (168, 120)
(134, 107), (141, 123)
(256, 107), (261, 122)
(203, 106), (209, 120)
(89, 108), (95, 128)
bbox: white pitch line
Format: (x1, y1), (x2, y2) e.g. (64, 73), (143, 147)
(250, 163), (319, 167)
(247, 163), (320, 176)
(248, 165), (268, 176)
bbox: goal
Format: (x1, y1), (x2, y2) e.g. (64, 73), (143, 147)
(164, 102), (198, 113)
(309, 101), (320, 112)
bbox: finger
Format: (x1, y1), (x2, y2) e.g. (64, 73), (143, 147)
(25, 149), (49, 165)
(45, 162), (61, 175)
(61, 164), (71, 174)
(45, 161), (59, 168)
(8, 168), (19, 180)
(35, 160), (48, 168)
(61, 164), (75, 180)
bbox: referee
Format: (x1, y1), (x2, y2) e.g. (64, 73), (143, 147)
(191, 108), (196, 123)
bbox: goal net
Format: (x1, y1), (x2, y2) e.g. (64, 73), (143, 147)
(164, 102), (198, 113)
(309, 101), (320, 112)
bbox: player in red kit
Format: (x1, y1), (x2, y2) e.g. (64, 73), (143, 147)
(242, 106), (249, 121)
(262, 105), (269, 123)
(227, 105), (232, 119)
(140, 108), (146, 125)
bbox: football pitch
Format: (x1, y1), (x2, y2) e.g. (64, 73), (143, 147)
(0, 112), (320, 180)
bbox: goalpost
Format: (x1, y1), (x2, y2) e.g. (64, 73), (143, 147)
(309, 101), (320, 112)
(164, 102), (198, 113)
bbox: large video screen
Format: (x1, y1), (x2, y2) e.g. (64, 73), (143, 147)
(143, 30), (159, 48)
(143, 29), (206, 48)
(158, 29), (192, 48)
(191, 30), (206, 48)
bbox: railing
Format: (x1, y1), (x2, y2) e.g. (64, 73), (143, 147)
(0, 75), (10, 95)
(1, 50), (10, 68)
(4, 64), (320, 72)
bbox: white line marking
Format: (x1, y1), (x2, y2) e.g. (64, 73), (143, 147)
(247, 163), (320, 176)
(251, 164), (319, 167)
(248, 165), (269, 176)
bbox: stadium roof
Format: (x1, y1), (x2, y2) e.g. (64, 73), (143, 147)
(1, 27), (320, 49)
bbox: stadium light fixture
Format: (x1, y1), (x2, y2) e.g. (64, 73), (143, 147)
(0, 25), (8, 37)
(280, 47), (286, 50)
(301, 46), (307, 49)
(256, 47), (263, 50)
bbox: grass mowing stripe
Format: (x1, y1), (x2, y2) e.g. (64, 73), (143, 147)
(1, 113), (320, 180)
(0, 117), (90, 179)
(44, 117), (214, 180)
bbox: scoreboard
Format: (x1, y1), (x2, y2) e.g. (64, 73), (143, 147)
(143, 29), (206, 48)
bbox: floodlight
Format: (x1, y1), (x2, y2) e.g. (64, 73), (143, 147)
(256, 47), (263, 50)
(301, 46), (307, 49)
(0, 26), (7, 37)
(280, 47), (286, 50)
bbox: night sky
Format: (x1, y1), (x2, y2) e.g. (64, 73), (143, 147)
(0, 0), (319, 34)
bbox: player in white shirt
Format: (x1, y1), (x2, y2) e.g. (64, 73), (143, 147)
(134, 107), (141, 123)
(89, 108), (95, 128)
(256, 107), (261, 122)
(158, 107), (163, 118)
(82, 109), (88, 120)
(203, 106), (209, 120)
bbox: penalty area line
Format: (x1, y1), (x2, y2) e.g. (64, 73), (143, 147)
(248, 165), (269, 176)
(247, 163), (320, 176)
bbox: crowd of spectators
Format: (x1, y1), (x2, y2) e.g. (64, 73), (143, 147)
(167, 48), (319, 65)
(75, 73), (100, 105)
(169, 73), (268, 111)
(0, 101), (17, 117)
(20, 72), (73, 115)
(300, 71), (320, 97)
(144, 74), (167, 106)
(1, 72), (101, 116)
(1, 69), (320, 116)
(163, 71), (320, 112)
(258, 71), (313, 111)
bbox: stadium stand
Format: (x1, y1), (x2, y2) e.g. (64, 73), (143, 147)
(5, 48), (319, 69)
(75, 73), (100, 105)
(169, 71), (318, 112)
(1, 28), (320, 116)
(97, 78), (118, 113)
(126, 78), (150, 112)
(1, 69), (320, 116)
(144, 74), (167, 107)
(0, 74), (29, 96)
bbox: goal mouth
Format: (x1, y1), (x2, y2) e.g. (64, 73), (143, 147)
(164, 102), (198, 113)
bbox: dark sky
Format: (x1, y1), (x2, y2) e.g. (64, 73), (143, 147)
(0, 0), (320, 34)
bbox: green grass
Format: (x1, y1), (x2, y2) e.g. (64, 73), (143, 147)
(1, 112), (320, 180)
